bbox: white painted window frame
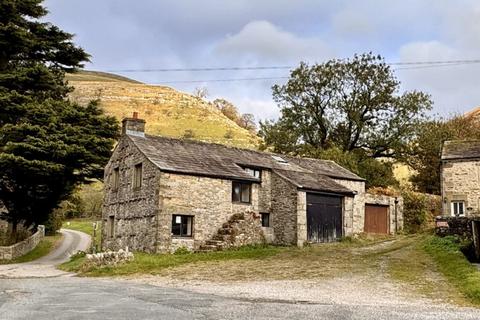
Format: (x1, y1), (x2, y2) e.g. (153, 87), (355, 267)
(451, 201), (465, 216)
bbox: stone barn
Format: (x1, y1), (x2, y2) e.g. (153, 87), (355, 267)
(102, 114), (403, 253)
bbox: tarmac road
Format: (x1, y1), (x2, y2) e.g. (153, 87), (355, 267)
(0, 230), (479, 319)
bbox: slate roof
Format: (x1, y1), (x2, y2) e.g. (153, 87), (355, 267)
(441, 140), (480, 161)
(128, 134), (362, 194)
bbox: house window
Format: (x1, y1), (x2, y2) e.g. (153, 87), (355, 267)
(261, 212), (270, 227)
(112, 167), (119, 190)
(133, 163), (143, 189)
(451, 201), (465, 216)
(243, 167), (261, 180)
(107, 216), (115, 238)
(172, 215), (193, 237)
(232, 181), (251, 203)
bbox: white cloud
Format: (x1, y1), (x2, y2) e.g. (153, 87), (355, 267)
(398, 41), (479, 115)
(214, 20), (334, 64)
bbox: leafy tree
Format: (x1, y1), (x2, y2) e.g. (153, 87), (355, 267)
(407, 115), (480, 194)
(213, 98), (257, 132)
(260, 53), (432, 158)
(313, 147), (397, 189)
(0, 0), (118, 235)
(238, 113), (257, 132)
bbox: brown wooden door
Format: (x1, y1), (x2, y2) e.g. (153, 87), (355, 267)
(364, 205), (389, 234)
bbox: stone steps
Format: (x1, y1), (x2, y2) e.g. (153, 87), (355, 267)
(195, 213), (247, 253)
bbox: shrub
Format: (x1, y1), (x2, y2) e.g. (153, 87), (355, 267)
(402, 189), (440, 233)
(173, 246), (191, 255)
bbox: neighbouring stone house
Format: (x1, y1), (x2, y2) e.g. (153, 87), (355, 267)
(441, 140), (480, 216)
(102, 114), (403, 253)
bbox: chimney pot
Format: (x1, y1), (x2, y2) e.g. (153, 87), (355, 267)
(133, 112), (138, 119)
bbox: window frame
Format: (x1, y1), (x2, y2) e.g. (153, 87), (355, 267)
(261, 212), (270, 227)
(171, 215), (194, 238)
(451, 201), (465, 216)
(243, 167), (261, 180)
(232, 181), (252, 204)
(133, 163), (143, 190)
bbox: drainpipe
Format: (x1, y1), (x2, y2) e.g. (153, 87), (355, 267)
(394, 197), (399, 234)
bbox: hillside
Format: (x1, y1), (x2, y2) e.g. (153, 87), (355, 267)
(66, 71), (261, 149)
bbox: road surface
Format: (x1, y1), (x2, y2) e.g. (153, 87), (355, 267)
(0, 230), (480, 319)
(0, 228), (91, 278)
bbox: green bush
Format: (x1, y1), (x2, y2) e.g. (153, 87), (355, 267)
(402, 189), (440, 234)
(173, 246), (191, 255)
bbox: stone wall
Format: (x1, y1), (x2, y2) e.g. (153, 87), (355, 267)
(442, 160), (480, 216)
(271, 172), (298, 245)
(296, 191), (307, 246)
(157, 172), (260, 253)
(333, 179), (366, 234)
(435, 216), (473, 239)
(0, 225), (45, 260)
(102, 137), (161, 253)
(258, 170), (272, 213)
(365, 193), (404, 234)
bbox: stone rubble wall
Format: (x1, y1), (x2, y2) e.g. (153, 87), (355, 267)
(157, 172), (260, 253)
(102, 137), (160, 253)
(0, 225), (45, 260)
(441, 160), (480, 216)
(217, 212), (266, 249)
(365, 193), (404, 234)
(271, 172), (298, 245)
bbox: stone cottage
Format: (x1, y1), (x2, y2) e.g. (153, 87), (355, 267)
(441, 140), (480, 216)
(102, 114), (403, 253)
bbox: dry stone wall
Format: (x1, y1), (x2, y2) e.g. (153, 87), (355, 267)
(102, 137), (160, 253)
(0, 225), (45, 260)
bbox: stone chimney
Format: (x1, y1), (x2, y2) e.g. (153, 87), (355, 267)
(122, 112), (145, 137)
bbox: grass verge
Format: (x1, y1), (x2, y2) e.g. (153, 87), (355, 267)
(0, 234), (62, 264)
(423, 235), (480, 306)
(59, 245), (285, 276)
(62, 219), (101, 249)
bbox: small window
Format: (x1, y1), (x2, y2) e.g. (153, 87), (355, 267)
(451, 201), (465, 216)
(133, 163), (143, 189)
(232, 181), (251, 203)
(244, 167), (261, 179)
(107, 216), (115, 238)
(261, 212), (270, 227)
(172, 215), (193, 237)
(112, 168), (119, 190)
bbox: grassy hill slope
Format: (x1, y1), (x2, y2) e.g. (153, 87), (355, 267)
(67, 71), (260, 149)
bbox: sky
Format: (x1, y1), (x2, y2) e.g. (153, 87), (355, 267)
(45, 0), (480, 121)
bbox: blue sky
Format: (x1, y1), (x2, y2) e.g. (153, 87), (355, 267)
(45, 0), (480, 121)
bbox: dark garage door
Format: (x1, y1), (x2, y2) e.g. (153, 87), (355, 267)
(307, 194), (343, 243)
(364, 204), (389, 234)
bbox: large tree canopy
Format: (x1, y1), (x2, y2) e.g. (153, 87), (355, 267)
(259, 53), (432, 159)
(407, 115), (480, 194)
(0, 0), (118, 232)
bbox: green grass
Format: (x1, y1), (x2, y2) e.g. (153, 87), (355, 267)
(62, 219), (101, 250)
(60, 245), (285, 276)
(0, 234), (62, 264)
(423, 235), (480, 306)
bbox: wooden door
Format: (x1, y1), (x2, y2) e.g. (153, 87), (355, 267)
(364, 204), (389, 234)
(307, 194), (343, 243)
